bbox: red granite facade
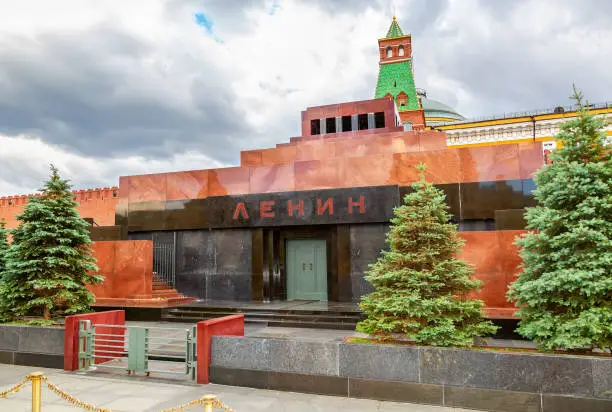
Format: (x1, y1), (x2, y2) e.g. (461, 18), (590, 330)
(0, 97), (542, 316)
(120, 132), (541, 202)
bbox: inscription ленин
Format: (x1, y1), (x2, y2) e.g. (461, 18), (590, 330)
(232, 196), (366, 220)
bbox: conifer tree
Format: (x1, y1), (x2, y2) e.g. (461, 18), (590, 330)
(0, 165), (102, 321)
(357, 165), (497, 346)
(0, 219), (8, 277)
(508, 88), (612, 351)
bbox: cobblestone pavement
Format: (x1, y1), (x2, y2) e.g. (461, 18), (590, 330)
(1, 364), (483, 412)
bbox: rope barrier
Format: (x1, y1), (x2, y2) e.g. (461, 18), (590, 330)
(159, 394), (234, 412)
(0, 377), (29, 398)
(44, 378), (113, 412)
(0, 372), (235, 411)
(212, 398), (235, 412)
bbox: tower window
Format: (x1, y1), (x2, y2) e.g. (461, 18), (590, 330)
(310, 119), (321, 135)
(386, 46), (392, 58)
(325, 117), (336, 134)
(374, 112), (385, 129)
(394, 81), (397, 87)
(357, 114), (369, 130)
(341, 115), (352, 132)
(398, 45), (405, 56)
(397, 92), (408, 107)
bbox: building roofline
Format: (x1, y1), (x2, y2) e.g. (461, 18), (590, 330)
(0, 186), (119, 202)
(438, 101), (612, 127)
(378, 34), (411, 42)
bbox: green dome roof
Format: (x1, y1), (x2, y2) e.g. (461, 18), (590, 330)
(421, 97), (464, 120)
(416, 90), (464, 124)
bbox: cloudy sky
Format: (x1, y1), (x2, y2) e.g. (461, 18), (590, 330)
(1, 0), (611, 195)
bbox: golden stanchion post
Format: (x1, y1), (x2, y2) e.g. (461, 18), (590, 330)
(203, 394), (216, 412)
(27, 372), (44, 412)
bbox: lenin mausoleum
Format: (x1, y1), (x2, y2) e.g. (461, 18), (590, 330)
(1, 17), (611, 325)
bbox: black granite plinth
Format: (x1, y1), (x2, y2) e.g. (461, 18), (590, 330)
(175, 229), (252, 300)
(0, 325), (65, 369)
(349, 378), (442, 404)
(349, 224), (387, 302)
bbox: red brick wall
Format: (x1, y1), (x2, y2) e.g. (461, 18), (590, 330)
(399, 109), (426, 130)
(378, 35), (412, 63)
(0, 187), (119, 229)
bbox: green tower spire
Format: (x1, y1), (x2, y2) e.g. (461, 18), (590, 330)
(386, 16), (404, 38)
(375, 17), (421, 113)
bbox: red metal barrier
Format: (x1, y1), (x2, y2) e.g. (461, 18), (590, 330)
(196, 314), (245, 384)
(63, 310), (125, 371)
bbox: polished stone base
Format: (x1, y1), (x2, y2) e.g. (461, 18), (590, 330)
(0, 325), (65, 369)
(0, 350), (64, 369)
(210, 366), (612, 412)
(210, 335), (612, 412)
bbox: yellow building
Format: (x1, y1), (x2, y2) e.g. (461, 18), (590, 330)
(434, 103), (612, 157)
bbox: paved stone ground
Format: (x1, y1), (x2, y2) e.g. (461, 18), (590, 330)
(0, 364), (482, 412)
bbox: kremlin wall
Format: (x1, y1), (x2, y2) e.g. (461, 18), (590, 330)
(0, 187), (119, 229)
(0, 17), (610, 315)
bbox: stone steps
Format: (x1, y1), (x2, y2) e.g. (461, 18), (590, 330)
(152, 289), (184, 299)
(150, 277), (195, 306)
(161, 306), (363, 330)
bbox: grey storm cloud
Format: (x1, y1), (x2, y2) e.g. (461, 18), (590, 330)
(0, 0), (611, 195)
(424, 0), (612, 116)
(0, 21), (248, 164)
(311, 0), (449, 33)
(0, 156), (49, 192)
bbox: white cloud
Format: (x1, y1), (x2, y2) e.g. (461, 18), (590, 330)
(0, 134), (226, 194)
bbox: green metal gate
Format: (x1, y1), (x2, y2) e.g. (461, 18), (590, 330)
(78, 320), (196, 380)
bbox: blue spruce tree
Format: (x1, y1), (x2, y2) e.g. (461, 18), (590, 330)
(0, 166), (102, 322)
(357, 165), (497, 347)
(508, 88), (612, 351)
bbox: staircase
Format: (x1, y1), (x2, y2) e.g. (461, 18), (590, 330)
(161, 305), (364, 330)
(152, 283), (194, 305)
(151, 274), (195, 306)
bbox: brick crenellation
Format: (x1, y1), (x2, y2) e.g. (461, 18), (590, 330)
(0, 186), (119, 208)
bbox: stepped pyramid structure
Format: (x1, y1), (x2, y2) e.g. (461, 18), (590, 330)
(0, 16), (610, 314)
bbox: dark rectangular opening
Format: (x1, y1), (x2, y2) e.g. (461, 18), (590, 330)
(357, 114), (369, 130)
(341, 116), (352, 132)
(325, 117), (336, 134)
(310, 119), (321, 135)
(374, 112), (385, 129)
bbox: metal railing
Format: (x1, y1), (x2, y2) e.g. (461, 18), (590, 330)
(440, 101), (612, 126)
(79, 321), (196, 379)
(153, 242), (176, 287)
(79, 321), (128, 372)
(145, 326), (197, 378)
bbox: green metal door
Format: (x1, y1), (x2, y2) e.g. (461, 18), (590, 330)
(286, 239), (327, 301)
